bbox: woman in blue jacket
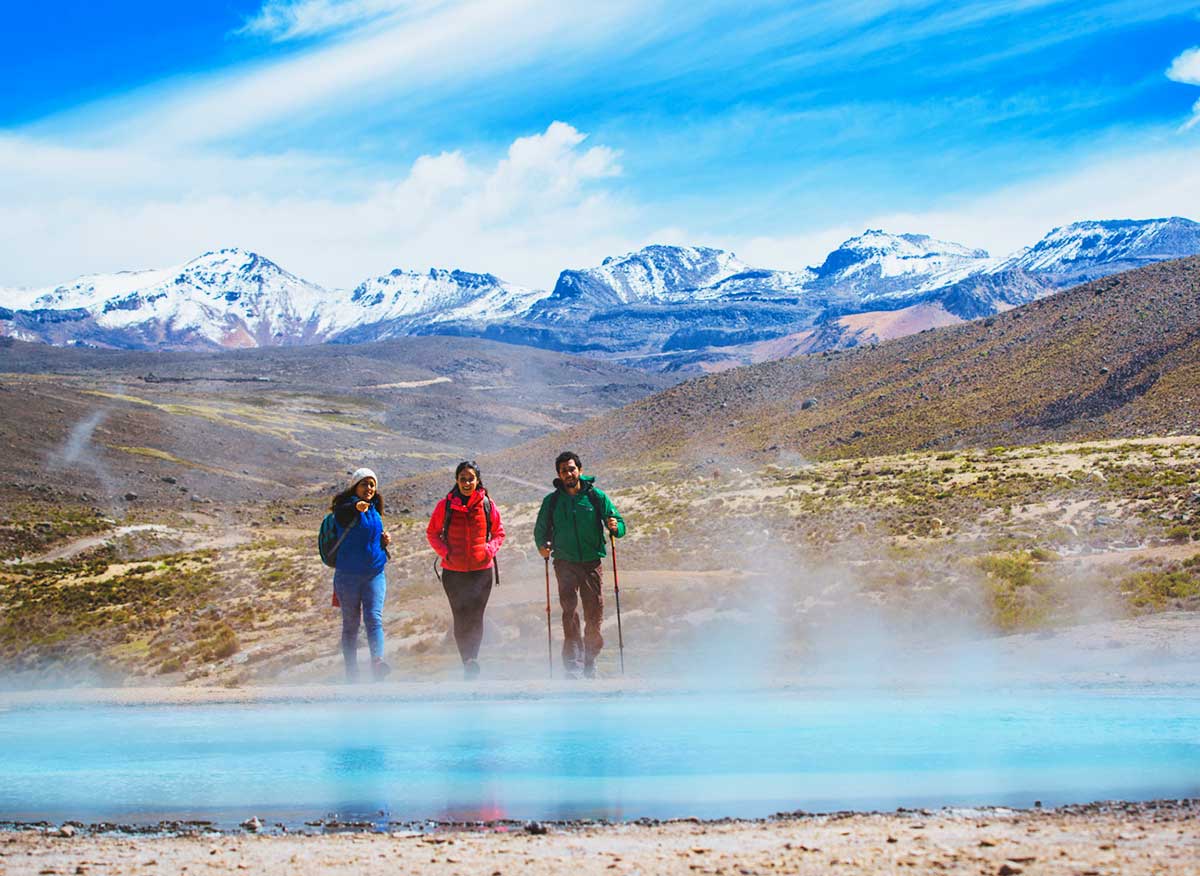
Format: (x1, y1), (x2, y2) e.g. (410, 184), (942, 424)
(330, 467), (392, 682)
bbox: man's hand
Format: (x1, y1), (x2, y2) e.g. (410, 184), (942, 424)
(381, 531), (392, 548)
(538, 545), (551, 558)
(607, 516), (619, 533)
(355, 500), (369, 513)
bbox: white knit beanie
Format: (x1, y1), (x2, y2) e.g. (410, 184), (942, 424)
(349, 467), (377, 489)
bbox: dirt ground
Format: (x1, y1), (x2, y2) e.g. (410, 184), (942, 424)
(2, 800), (1197, 875)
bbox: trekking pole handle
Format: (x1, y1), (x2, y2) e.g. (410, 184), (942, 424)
(609, 531), (619, 592)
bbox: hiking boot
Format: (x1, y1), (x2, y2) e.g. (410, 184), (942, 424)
(463, 659), (480, 680)
(371, 658), (391, 681)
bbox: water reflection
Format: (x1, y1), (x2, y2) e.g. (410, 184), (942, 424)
(325, 746), (390, 824)
(0, 687), (1197, 826)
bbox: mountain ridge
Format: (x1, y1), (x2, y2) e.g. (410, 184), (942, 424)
(4, 217), (1200, 369)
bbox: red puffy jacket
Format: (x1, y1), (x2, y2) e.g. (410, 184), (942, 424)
(426, 488), (505, 572)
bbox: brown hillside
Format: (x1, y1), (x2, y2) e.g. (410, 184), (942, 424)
(455, 256), (1200, 496)
(0, 336), (669, 508)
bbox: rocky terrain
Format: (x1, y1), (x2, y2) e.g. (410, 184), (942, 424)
(0, 334), (669, 510)
(2, 431), (1197, 687)
(2, 255), (1200, 686)
(2, 799), (1196, 875)
(487, 255), (1200, 481)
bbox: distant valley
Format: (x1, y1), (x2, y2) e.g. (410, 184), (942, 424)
(0, 336), (669, 509)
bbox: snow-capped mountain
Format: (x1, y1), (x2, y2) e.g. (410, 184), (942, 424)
(4, 266), (177, 311)
(3, 216), (1199, 364)
(333, 267), (546, 342)
(1002, 217), (1200, 285)
(809, 230), (995, 305)
(2, 248), (336, 349)
(541, 245), (752, 309)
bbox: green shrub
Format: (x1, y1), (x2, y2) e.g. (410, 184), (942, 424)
(977, 552), (1054, 631)
(1120, 570), (1200, 612)
(158, 655), (186, 674)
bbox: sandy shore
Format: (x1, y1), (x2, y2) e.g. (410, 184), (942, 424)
(2, 801), (1197, 875)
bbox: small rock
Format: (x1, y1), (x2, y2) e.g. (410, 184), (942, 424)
(998, 865), (1022, 876)
(123, 493), (138, 502)
(524, 820), (547, 835)
(240, 816), (262, 832)
(160, 476), (177, 484)
(801, 398), (818, 410)
(56, 824), (76, 837)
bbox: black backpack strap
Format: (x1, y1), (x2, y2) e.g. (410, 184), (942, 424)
(583, 484), (608, 535)
(331, 515), (357, 562)
(440, 496), (453, 557)
(483, 495), (493, 542)
(545, 491), (559, 547)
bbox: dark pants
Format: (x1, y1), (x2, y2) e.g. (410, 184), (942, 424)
(441, 568), (493, 663)
(555, 559), (604, 670)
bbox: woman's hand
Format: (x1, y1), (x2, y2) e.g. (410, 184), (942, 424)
(607, 516), (619, 532)
(355, 500), (369, 513)
(381, 530), (392, 548)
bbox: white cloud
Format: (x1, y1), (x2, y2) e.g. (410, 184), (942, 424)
(38, 0), (646, 150)
(0, 123), (635, 293)
(238, 0), (432, 42)
(3, 124), (1198, 298)
(1185, 98), (1200, 132)
(1167, 46), (1200, 129)
(730, 143), (1200, 271)
(1166, 46), (1200, 85)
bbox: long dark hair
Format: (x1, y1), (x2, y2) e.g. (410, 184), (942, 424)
(331, 482), (384, 513)
(453, 460), (483, 495)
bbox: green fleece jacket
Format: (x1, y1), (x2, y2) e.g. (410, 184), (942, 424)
(533, 475), (626, 563)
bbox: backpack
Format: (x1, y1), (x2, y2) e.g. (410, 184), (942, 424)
(318, 513), (356, 568)
(434, 494), (500, 585)
(543, 484), (608, 548)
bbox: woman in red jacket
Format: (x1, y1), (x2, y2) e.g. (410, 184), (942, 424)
(426, 461), (505, 678)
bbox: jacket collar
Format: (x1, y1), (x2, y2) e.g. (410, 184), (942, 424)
(552, 474), (596, 493)
(448, 486), (486, 508)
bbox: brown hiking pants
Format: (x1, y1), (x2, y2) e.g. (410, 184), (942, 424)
(554, 559), (604, 670)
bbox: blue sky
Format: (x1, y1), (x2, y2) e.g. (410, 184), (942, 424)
(2, 0), (1199, 289)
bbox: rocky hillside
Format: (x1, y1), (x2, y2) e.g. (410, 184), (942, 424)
(463, 256), (1200, 491)
(0, 335), (670, 510)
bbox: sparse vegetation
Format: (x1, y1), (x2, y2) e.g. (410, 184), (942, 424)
(4, 260), (1200, 686)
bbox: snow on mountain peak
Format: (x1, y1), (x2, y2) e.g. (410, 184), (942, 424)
(811, 229), (993, 300)
(552, 244), (749, 306)
(1008, 217), (1200, 278)
(342, 265), (546, 330)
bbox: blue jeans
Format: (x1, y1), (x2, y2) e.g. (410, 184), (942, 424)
(333, 569), (387, 675)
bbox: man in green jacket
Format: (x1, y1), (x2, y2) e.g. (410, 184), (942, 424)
(534, 450), (626, 678)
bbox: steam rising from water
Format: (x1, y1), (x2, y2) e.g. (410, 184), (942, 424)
(47, 408), (115, 511)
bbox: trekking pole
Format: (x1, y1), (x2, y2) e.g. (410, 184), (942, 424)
(543, 546), (553, 678)
(609, 531), (625, 675)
